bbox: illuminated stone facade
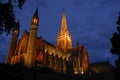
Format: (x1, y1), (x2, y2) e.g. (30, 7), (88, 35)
(6, 9), (89, 74)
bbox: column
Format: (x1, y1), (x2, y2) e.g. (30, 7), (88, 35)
(45, 53), (50, 66)
(53, 55), (57, 70)
(49, 55), (52, 67)
(51, 55), (54, 68)
(55, 55), (59, 71)
(63, 58), (67, 73)
(58, 57), (62, 72)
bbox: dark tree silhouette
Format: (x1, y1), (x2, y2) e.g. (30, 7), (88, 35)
(110, 12), (120, 70)
(0, 0), (25, 35)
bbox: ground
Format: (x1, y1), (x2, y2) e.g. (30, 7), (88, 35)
(0, 63), (120, 80)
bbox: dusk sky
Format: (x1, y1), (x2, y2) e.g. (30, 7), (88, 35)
(0, 0), (120, 66)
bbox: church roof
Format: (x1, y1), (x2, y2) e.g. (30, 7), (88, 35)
(36, 36), (55, 48)
(43, 40), (56, 48)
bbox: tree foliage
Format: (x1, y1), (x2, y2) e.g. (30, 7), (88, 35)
(110, 13), (120, 56)
(0, 0), (25, 35)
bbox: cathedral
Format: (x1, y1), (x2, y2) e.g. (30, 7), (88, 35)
(6, 9), (89, 74)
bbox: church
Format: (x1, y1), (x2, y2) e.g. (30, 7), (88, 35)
(6, 9), (89, 74)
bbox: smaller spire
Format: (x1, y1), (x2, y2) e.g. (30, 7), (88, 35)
(81, 45), (85, 50)
(76, 41), (80, 49)
(77, 41), (80, 46)
(33, 8), (38, 18)
(13, 20), (20, 34)
(16, 20), (20, 29)
(31, 8), (39, 26)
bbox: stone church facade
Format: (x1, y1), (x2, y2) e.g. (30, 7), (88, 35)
(6, 9), (89, 74)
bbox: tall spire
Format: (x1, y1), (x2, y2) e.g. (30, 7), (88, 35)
(60, 10), (68, 33)
(57, 10), (72, 52)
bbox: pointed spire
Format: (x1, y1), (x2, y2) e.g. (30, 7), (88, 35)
(77, 41), (80, 46)
(76, 41), (81, 49)
(33, 8), (38, 18)
(60, 9), (68, 32)
(31, 8), (39, 26)
(12, 20), (20, 35)
(15, 20), (20, 30)
(57, 9), (72, 52)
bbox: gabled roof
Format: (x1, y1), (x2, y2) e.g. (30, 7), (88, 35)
(20, 30), (29, 40)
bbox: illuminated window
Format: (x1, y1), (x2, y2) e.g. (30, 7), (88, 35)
(32, 17), (38, 25)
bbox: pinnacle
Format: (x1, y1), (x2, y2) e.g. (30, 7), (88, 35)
(33, 8), (38, 17)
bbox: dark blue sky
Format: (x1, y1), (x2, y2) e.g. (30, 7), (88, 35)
(0, 0), (120, 66)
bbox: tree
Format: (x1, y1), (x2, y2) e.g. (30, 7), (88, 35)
(110, 12), (120, 70)
(0, 0), (25, 35)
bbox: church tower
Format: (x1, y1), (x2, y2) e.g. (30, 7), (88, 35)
(25, 8), (39, 67)
(57, 10), (72, 52)
(6, 22), (20, 64)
